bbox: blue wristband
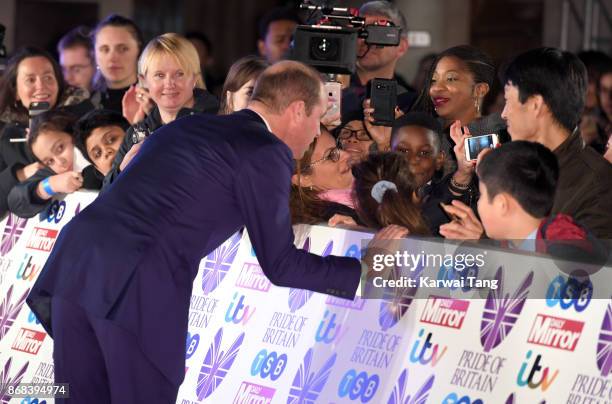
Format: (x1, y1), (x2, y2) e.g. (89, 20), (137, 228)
(41, 178), (56, 196)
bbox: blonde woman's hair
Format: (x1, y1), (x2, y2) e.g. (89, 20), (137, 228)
(138, 33), (205, 89)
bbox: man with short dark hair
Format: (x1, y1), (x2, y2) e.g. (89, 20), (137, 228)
(501, 47), (612, 238)
(257, 7), (301, 63)
(57, 26), (96, 92)
(27, 61), (396, 403)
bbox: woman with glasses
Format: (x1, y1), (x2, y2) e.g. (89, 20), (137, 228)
(335, 110), (376, 163)
(290, 126), (359, 224)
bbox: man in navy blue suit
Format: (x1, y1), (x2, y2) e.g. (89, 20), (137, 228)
(26, 61), (407, 403)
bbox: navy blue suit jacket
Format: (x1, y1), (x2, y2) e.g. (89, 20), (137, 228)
(27, 109), (361, 385)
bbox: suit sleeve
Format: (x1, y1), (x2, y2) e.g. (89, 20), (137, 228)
(234, 143), (361, 299)
(7, 168), (54, 218)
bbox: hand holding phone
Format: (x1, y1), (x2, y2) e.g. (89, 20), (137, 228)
(321, 81), (342, 128)
(367, 78), (397, 126)
(464, 133), (500, 161)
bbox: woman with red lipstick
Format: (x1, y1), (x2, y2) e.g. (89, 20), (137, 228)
(0, 47), (89, 217)
(413, 45), (507, 206)
(102, 33), (218, 189)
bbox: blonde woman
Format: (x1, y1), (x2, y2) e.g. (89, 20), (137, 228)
(103, 33), (219, 188)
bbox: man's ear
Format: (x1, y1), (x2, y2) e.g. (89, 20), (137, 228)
(257, 39), (266, 58)
(494, 192), (511, 217)
(529, 94), (548, 118)
(396, 37), (409, 58)
(291, 172), (313, 187)
(287, 100), (306, 124)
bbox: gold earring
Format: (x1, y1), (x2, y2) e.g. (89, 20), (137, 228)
(475, 98), (481, 114)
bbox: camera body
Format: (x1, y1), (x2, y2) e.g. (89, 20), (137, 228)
(291, 2), (401, 74)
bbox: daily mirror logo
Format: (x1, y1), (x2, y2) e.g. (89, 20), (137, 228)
(25, 227), (58, 252)
(527, 314), (583, 352)
(420, 296), (470, 329)
(11, 327), (46, 355)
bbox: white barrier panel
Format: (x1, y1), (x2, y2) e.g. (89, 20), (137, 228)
(0, 191), (610, 404)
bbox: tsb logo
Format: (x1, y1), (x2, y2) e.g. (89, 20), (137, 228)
(546, 274), (592, 312)
(45, 200), (66, 224)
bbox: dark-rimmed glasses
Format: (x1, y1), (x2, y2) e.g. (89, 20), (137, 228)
(337, 128), (372, 141)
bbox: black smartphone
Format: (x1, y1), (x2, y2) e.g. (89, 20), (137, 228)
(28, 101), (50, 123)
(367, 78), (397, 126)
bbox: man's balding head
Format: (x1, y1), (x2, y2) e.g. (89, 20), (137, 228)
(251, 61), (324, 115)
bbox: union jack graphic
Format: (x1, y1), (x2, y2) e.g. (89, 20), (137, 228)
(597, 301), (612, 377)
(201, 231), (242, 294)
(387, 368), (434, 404)
(0, 357), (29, 404)
(196, 327), (244, 400)
(0, 214), (28, 256)
(0, 286), (30, 341)
(288, 239), (333, 313)
(480, 267), (533, 352)
(288, 348), (336, 404)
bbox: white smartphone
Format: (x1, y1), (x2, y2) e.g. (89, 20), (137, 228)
(322, 81), (342, 127)
(464, 133), (500, 161)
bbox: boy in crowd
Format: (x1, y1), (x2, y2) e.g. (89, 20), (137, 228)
(442, 141), (595, 253)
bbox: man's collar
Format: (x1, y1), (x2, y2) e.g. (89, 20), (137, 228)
(249, 109), (273, 132)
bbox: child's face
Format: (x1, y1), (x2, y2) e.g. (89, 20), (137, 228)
(32, 130), (74, 174)
(85, 125), (126, 175)
(477, 180), (502, 239)
(392, 126), (444, 186)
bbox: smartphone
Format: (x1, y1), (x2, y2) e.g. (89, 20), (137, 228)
(322, 81), (341, 127)
(367, 78), (397, 126)
(28, 101), (50, 121)
(464, 133), (500, 161)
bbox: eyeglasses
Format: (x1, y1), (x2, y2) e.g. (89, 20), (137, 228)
(306, 146), (342, 168)
(338, 128), (372, 141)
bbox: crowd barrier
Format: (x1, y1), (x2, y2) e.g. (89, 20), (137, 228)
(0, 191), (609, 404)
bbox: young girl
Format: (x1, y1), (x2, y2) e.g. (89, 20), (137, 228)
(351, 152), (430, 235)
(8, 110), (100, 218)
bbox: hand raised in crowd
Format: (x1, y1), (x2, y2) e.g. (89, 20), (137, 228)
(37, 171), (83, 199)
(119, 140), (144, 172)
(363, 99), (403, 152)
(449, 120), (475, 186)
(16, 162), (44, 182)
(321, 96), (341, 131)
(439, 200), (484, 240)
(122, 84), (153, 125)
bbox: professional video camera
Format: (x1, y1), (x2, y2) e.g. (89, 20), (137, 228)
(291, 1), (402, 74)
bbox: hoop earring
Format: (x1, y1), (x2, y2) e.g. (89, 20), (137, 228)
(474, 98), (481, 115)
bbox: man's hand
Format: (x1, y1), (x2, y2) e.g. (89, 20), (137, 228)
(363, 224), (410, 282)
(439, 200), (484, 240)
(119, 140), (144, 172)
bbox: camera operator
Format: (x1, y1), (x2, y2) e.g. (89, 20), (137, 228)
(343, 1), (415, 117)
